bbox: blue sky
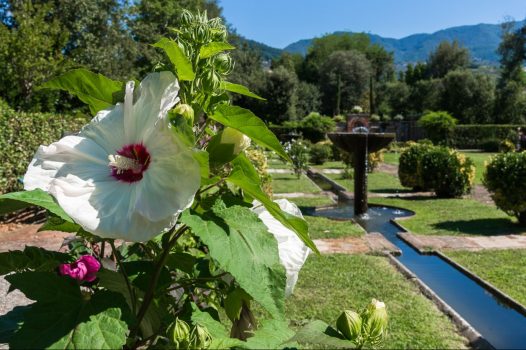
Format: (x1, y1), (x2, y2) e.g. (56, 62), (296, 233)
(220, 0), (526, 48)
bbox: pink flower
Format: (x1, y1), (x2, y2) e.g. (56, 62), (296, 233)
(59, 255), (101, 282)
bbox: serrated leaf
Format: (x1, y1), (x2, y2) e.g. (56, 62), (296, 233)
(225, 288), (252, 322)
(39, 68), (124, 115)
(243, 319), (295, 349)
(0, 189), (73, 222)
(209, 105), (290, 161)
(6, 272), (131, 349)
(222, 81), (265, 100)
(227, 155), (317, 253)
(181, 200), (287, 318)
(0, 246), (69, 276)
(290, 320), (354, 349)
(192, 150), (210, 184)
(199, 42), (235, 59)
(153, 38), (195, 81)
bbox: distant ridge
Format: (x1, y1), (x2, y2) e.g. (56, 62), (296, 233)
(281, 21), (525, 65)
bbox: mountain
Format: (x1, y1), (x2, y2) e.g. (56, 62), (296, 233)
(282, 21), (525, 65)
(232, 36), (283, 61)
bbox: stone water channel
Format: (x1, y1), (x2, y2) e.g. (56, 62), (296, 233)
(313, 203), (526, 349)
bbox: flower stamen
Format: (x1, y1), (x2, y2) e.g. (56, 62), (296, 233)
(108, 154), (142, 174)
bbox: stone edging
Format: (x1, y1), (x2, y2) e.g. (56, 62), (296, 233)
(386, 254), (494, 350)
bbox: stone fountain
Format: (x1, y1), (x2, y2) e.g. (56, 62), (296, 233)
(328, 130), (395, 216)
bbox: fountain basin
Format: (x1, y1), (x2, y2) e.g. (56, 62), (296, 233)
(328, 132), (396, 153)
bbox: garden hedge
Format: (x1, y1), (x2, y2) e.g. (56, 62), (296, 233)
(451, 125), (523, 149)
(0, 102), (88, 193)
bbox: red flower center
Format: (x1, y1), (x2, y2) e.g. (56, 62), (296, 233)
(109, 143), (151, 183)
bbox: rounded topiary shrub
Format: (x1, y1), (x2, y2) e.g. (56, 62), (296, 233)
(420, 147), (475, 198)
(309, 141), (333, 165)
(484, 152), (526, 225)
(398, 142), (433, 190)
(418, 111), (457, 145)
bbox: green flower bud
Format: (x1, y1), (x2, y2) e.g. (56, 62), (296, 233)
(169, 318), (191, 349)
(180, 10), (193, 26)
(202, 70), (221, 92)
(173, 103), (194, 125)
(336, 309), (362, 341)
(220, 127), (251, 155)
(190, 323), (212, 349)
(361, 299), (388, 345)
(215, 53), (233, 74)
(194, 24), (210, 44)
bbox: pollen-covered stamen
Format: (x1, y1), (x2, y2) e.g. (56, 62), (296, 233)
(109, 143), (151, 183)
(108, 155), (142, 174)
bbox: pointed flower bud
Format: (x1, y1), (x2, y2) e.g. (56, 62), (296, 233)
(190, 323), (212, 349)
(173, 103), (194, 125)
(336, 309), (362, 341)
(170, 318), (191, 349)
(361, 299), (388, 345)
(220, 127), (251, 155)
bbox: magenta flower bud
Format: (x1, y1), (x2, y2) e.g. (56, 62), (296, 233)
(59, 255), (101, 282)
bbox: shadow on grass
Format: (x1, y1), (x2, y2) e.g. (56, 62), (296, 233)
(433, 218), (526, 236)
(370, 188), (414, 194)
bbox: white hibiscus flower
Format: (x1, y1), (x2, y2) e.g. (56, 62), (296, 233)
(252, 199), (311, 296)
(24, 71), (200, 242)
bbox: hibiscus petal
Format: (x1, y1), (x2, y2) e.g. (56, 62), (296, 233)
(81, 104), (126, 155)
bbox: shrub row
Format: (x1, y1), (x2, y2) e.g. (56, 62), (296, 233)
(451, 125), (523, 149)
(0, 103), (88, 193)
(484, 152), (526, 225)
(398, 142), (475, 198)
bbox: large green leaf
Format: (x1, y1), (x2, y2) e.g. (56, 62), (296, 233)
(243, 319), (295, 349)
(190, 305), (246, 349)
(199, 42), (235, 59)
(5, 272), (131, 349)
(209, 105), (290, 161)
(227, 155), (317, 253)
(0, 189), (73, 222)
(38, 214), (80, 233)
(221, 81), (265, 100)
(153, 38), (195, 81)
(0, 246), (69, 276)
(290, 320), (354, 349)
(40, 68), (124, 115)
(181, 200), (287, 319)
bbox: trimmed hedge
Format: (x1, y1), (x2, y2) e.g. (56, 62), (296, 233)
(452, 125), (522, 149)
(0, 103), (88, 194)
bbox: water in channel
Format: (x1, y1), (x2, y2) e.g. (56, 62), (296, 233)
(313, 204), (526, 349)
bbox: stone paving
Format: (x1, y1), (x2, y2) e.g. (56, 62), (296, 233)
(314, 232), (401, 255)
(399, 232), (526, 252)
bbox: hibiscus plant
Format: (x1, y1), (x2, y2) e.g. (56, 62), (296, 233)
(0, 10), (387, 349)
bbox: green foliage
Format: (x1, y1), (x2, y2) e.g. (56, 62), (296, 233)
(420, 146), (475, 198)
(426, 40), (470, 78)
(451, 124), (521, 149)
(0, 190), (72, 221)
(399, 142), (440, 190)
(309, 141), (333, 165)
(245, 148), (273, 196)
(418, 111), (457, 144)
(301, 112), (336, 132)
(181, 199), (287, 318)
(484, 152), (526, 224)
(0, 247), (69, 275)
(263, 65), (299, 123)
(479, 138), (501, 152)
(284, 139), (310, 178)
(5, 272), (131, 349)
(0, 106), (87, 194)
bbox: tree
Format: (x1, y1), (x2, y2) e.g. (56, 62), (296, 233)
(319, 50), (371, 115)
(0, 0), (67, 110)
(404, 62), (428, 85)
(381, 80), (411, 116)
(408, 79), (443, 113)
(272, 52), (303, 75)
(440, 69), (495, 124)
(427, 40), (470, 78)
(262, 66), (298, 123)
(295, 81), (321, 119)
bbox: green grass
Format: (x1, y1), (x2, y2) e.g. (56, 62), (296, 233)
(311, 161), (346, 169)
(271, 173), (321, 194)
(445, 249), (526, 306)
(459, 151), (496, 185)
(283, 196), (335, 208)
(268, 157), (290, 169)
(383, 152), (400, 165)
(369, 197), (526, 236)
(326, 172), (409, 194)
(304, 216), (364, 239)
(288, 254), (467, 348)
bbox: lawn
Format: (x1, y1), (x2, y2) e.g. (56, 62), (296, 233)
(288, 254), (467, 349)
(459, 151), (496, 185)
(271, 173), (321, 194)
(445, 249), (526, 306)
(383, 152), (400, 165)
(304, 216), (364, 239)
(369, 197), (526, 236)
(283, 195), (335, 208)
(325, 171), (409, 194)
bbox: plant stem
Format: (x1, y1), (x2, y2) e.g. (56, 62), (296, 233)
(134, 225), (188, 331)
(110, 241), (137, 314)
